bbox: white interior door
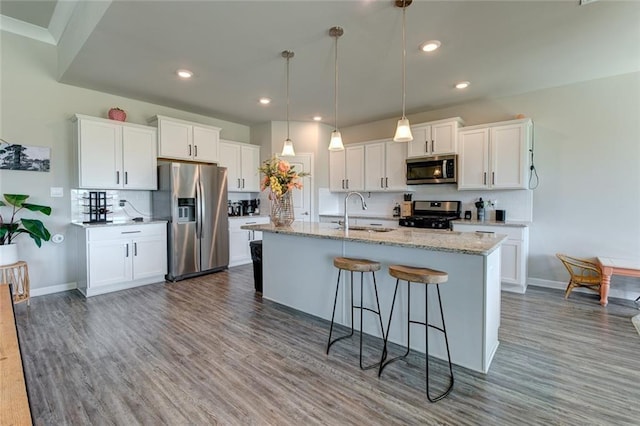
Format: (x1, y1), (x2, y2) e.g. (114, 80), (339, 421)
(278, 153), (313, 223)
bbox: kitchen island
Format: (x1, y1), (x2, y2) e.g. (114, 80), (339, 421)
(242, 222), (506, 374)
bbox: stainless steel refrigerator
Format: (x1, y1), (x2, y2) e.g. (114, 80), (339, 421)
(153, 162), (229, 281)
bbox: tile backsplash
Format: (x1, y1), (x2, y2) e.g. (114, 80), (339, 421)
(71, 189), (152, 223)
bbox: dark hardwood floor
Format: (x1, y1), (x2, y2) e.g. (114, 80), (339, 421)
(14, 265), (640, 425)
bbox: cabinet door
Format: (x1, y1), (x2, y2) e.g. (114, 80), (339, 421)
(132, 235), (167, 280)
(229, 229), (251, 266)
(158, 119), (192, 160)
(78, 119), (122, 189)
(491, 123), (528, 189)
(219, 142), (242, 191)
(407, 126), (430, 158)
(500, 240), (521, 284)
(431, 121), (457, 155)
(122, 126), (157, 190)
(385, 141), (407, 190)
(458, 128), (490, 190)
(88, 239), (131, 287)
(240, 145), (260, 192)
(364, 142), (385, 191)
(345, 145), (365, 191)
(192, 125), (219, 163)
(329, 150), (346, 192)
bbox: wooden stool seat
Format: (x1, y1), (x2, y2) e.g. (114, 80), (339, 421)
(389, 264), (448, 284)
(333, 257), (381, 273)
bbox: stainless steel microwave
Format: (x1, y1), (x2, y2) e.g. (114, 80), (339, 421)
(406, 155), (457, 184)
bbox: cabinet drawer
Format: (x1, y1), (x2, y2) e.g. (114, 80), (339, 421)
(453, 224), (523, 241)
(229, 216), (269, 230)
(86, 223), (166, 241)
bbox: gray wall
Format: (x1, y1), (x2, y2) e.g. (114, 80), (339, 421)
(342, 72), (640, 298)
(1, 31), (250, 292)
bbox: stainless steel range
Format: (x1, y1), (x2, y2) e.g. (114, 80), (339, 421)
(399, 200), (461, 230)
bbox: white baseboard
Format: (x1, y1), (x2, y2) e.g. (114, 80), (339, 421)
(30, 282), (77, 297)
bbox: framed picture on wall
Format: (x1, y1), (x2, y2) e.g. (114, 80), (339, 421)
(0, 140), (51, 172)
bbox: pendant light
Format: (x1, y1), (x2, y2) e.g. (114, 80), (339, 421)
(281, 50), (296, 157)
(393, 0), (413, 142)
(328, 26), (345, 151)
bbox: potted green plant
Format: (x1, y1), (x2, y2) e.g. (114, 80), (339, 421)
(0, 194), (52, 265)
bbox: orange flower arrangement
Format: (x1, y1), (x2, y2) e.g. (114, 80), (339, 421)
(258, 156), (310, 198)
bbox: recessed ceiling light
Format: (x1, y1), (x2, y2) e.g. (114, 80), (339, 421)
(176, 69), (193, 79)
(313, 116), (322, 121)
(419, 40), (441, 52)
(455, 81), (470, 89)
(259, 97), (271, 105)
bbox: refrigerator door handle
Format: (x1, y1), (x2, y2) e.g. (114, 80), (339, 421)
(198, 180), (205, 239)
(195, 180), (201, 239)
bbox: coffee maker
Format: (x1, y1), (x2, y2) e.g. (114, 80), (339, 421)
(245, 199), (259, 215)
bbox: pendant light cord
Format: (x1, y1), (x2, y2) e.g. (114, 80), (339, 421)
(334, 33), (339, 132)
(401, 4), (407, 120)
(286, 55), (291, 140)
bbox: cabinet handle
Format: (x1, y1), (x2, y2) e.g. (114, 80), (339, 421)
(237, 178), (241, 189)
(125, 171), (128, 185)
(431, 140), (434, 152)
(370, 223), (383, 226)
(492, 172), (495, 185)
(475, 231), (495, 234)
(248, 231), (251, 241)
(380, 177), (384, 188)
(346, 179), (349, 189)
(242, 178), (245, 189)
(116, 171), (120, 184)
(246, 222), (257, 224)
(194, 145), (198, 157)
(134, 242), (138, 256)
(121, 231), (141, 234)
(125, 243), (129, 257)
(341, 179), (345, 189)
(252, 230), (256, 240)
(425, 141), (428, 153)
(483, 172), (487, 185)
(385, 177), (388, 188)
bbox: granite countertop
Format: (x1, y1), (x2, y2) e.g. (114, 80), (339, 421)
(452, 219), (531, 228)
(71, 219), (167, 228)
(242, 222), (506, 256)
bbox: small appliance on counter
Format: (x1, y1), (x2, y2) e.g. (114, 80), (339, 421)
(228, 199), (260, 216)
(496, 209), (506, 222)
(399, 200), (461, 229)
(83, 191), (112, 223)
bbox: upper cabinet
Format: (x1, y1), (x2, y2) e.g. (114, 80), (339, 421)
(74, 114), (157, 190)
(150, 115), (220, 163)
(218, 140), (260, 192)
(458, 118), (532, 190)
(329, 145), (365, 192)
(407, 117), (464, 158)
(364, 140), (407, 191)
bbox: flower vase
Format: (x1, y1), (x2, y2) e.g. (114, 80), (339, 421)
(270, 191), (294, 227)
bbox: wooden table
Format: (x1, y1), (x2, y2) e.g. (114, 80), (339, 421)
(597, 257), (640, 306)
(0, 283), (33, 425)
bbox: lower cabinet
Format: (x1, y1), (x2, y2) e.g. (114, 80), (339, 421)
(452, 222), (529, 294)
(76, 222), (167, 297)
(229, 216), (270, 267)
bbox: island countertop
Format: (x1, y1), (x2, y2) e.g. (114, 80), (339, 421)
(242, 222), (506, 255)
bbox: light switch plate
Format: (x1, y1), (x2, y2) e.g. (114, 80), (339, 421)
(50, 187), (64, 197)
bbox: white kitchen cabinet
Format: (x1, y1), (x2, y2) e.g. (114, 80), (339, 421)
(407, 117), (463, 158)
(219, 140), (260, 192)
(150, 115), (220, 163)
(458, 118), (532, 190)
(75, 222), (168, 297)
(74, 114), (157, 190)
(329, 145), (365, 192)
(228, 216), (269, 267)
(452, 222), (529, 293)
(364, 140), (407, 191)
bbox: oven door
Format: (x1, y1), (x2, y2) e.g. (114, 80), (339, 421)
(406, 155), (457, 184)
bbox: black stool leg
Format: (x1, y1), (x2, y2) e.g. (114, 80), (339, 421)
(425, 283), (454, 402)
(326, 268), (354, 354)
(378, 279), (412, 376)
(357, 271), (386, 370)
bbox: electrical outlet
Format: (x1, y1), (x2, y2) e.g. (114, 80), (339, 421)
(119, 200), (126, 207)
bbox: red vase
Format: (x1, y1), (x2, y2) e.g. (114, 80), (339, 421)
(108, 108), (126, 121)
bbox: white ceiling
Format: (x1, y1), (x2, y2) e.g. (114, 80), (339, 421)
(2, 1), (640, 127)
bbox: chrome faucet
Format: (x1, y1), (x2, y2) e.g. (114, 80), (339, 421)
(344, 192), (367, 230)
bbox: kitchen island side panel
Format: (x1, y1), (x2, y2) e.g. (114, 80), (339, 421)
(262, 231), (501, 374)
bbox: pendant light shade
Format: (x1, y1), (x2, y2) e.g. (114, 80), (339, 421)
(281, 50), (296, 156)
(328, 26), (345, 151)
(393, 0), (413, 142)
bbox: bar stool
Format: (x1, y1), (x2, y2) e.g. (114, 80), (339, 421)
(326, 257), (386, 370)
(378, 264), (454, 402)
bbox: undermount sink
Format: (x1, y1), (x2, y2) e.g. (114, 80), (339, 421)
(340, 226), (395, 233)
